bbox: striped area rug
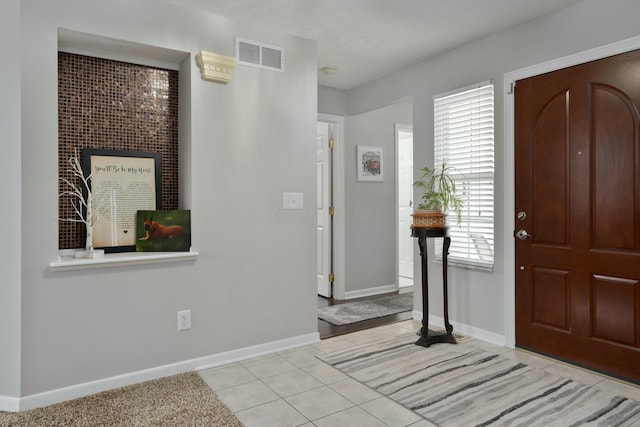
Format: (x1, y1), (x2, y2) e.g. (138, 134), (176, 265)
(317, 332), (640, 426)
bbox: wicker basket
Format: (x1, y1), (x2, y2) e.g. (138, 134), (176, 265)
(412, 210), (447, 228)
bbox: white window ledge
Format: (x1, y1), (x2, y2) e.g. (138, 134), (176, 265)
(49, 250), (199, 271)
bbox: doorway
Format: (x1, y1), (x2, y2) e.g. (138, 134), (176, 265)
(513, 49), (640, 383)
(317, 114), (345, 299)
(316, 121), (331, 298)
(396, 123), (414, 290)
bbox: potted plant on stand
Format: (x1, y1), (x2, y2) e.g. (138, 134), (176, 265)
(412, 161), (463, 229)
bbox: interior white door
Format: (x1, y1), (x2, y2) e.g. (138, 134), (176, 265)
(397, 124), (414, 287)
(317, 122), (331, 297)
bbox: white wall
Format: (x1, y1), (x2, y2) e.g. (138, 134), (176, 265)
(3, 0), (318, 405)
(318, 86), (348, 117)
(321, 0), (640, 338)
(0, 0), (22, 404)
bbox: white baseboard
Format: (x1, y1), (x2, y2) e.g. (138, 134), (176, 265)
(412, 310), (506, 347)
(193, 332), (320, 371)
(344, 284), (398, 300)
(0, 396), (20, 412)
(3, 332), (320, 413)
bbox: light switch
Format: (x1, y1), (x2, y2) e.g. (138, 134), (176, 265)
(283, 192), (304, 209)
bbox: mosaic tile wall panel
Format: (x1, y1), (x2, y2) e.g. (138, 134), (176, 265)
(58, 52), (179, 250)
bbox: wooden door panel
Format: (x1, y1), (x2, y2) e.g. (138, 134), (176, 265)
(531, 267), (570, 330)
(515, 49), (640, 383)
(592, 275), (639, 346)
(593, 85), (639, 250)
(532, 91), (569, 245)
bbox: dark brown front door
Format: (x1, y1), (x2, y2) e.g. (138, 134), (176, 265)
(515, 50), (640, 383)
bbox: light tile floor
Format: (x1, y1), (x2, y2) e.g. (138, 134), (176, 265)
(199, 320), (640, 427)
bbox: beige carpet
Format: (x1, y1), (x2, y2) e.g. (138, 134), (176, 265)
(0, 372), (242, 427)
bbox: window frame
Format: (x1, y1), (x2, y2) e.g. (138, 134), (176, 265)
(433, 81), (495, 270)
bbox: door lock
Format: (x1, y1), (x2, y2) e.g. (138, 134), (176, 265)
(515, 229), (533, 240)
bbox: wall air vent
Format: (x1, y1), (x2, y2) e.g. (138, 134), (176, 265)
(237, 40), (260, 65)
(236, 38), (284, 72)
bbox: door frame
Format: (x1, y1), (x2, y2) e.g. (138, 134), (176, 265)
(316, 121), (331, 297)
(503, 34), (640, 348)
(318, 113), (346, 300)
(395, 122), (414, 290)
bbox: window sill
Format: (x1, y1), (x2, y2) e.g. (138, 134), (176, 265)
(49, 250), (199, 271)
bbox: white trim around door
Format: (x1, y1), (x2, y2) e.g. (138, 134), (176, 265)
(395, 123), (414, 290)
(503, 34), (640, 349)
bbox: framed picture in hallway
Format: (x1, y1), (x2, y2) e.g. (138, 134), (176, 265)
(357, 145), (384, 182)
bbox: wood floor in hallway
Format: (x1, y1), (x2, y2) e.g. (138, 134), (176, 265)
(317, 292), (413, 339)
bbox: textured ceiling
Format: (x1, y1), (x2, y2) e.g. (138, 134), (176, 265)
(165, 0), (585, 89)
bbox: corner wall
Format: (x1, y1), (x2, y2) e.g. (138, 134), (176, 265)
(13, 0), (318, 403)
(0, 0), (22, 404)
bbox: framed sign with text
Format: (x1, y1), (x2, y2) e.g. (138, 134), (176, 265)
(82, 149), (162, 253)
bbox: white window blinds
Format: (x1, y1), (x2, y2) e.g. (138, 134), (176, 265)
(434, 81), (494, 269)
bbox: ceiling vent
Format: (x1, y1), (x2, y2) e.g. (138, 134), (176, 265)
(236, 38), (284, 72)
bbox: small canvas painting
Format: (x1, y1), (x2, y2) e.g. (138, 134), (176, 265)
(136, 210), (191, 252)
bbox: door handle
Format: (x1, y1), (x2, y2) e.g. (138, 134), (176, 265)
(515, 229), (533, 240)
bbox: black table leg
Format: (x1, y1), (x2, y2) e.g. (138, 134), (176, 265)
(442, 236), (454, 336)
(415, 234), (457, 347)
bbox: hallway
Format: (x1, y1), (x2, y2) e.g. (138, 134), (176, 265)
(317, 292), (413, 339)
